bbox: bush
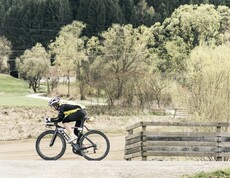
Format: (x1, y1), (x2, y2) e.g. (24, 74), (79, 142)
(186, 45), (230, 122)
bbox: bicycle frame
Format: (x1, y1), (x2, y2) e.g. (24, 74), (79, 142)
(81, 135), (97, 150)
(46, 122), (91, 148)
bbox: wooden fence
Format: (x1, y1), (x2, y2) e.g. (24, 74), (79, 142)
(124, 122), (230, 161)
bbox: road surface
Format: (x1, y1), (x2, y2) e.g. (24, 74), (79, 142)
(1, 136), (230, 178)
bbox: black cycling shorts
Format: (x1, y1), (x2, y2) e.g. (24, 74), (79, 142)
(62, 109), (87, 123)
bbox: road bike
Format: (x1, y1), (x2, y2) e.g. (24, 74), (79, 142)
(35, 117), (110, 161)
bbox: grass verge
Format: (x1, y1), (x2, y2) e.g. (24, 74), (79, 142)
(186, 168), (230, 178)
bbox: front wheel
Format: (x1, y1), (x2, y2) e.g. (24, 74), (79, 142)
(35, 130), (66, 160)
(79, 130), (110, 161)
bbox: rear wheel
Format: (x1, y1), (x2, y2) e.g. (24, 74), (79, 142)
(35, 130), (66, 160)
(79, 130), (110, 161)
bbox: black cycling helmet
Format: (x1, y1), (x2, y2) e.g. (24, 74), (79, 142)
(48, 97), (60, 109)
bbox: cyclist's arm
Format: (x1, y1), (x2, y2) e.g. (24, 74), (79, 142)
(50, 104), (66, 122)
(50, 111), (65, 122)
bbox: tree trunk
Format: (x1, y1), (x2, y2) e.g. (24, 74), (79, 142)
(46, 77), (50, 94)
(116, 77), (123, 99)
(77, 63), (87, 100)
(67, 70), (70, 97)
(30, 79), (37, 93)
(80, 81), (86, 100)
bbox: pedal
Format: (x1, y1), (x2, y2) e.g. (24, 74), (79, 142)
(72, 148), (82, 156)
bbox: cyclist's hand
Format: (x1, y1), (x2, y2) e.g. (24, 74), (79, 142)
(45, 117), (51, 123)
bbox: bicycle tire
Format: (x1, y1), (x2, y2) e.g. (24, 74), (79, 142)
(79, 130), (110, 161)
(35, 130), (66, 160)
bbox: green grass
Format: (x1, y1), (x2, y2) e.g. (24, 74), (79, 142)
(186, 168), (230, 178)
(0, 95), (48, 106)
(0, 74), (48, 106)
(0, 74), (31, 94)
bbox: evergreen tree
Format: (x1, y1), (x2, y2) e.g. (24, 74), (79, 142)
(131, 0), (155, 27)
(87, 0), (106, 36)
(77, 0), (121, 37)
(0, 0), (73, 76)
(104, 0), (122, 26)
(118, 0), (134, 24)
(77, 0), (90, 22)
(69, 0), (80, 19)
(147, 0), (181, 23)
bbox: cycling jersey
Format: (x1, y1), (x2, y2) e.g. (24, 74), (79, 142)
(51, 104), (84, 122)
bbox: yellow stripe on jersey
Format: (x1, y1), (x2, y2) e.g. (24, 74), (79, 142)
(64, 108), (80, 116)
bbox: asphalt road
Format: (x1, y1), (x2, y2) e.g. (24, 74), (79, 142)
(1, 160), (230, 178)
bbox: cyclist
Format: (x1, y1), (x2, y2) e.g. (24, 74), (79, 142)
(46, 97), (87, 143)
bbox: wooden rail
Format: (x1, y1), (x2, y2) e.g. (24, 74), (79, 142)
(124, 122), (230, 161)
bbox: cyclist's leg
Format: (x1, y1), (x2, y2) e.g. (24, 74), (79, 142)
(62, 116), (78, 142)
(62, 116), (73, 135)
(71, 110), (87, 142)
(74, 120), (81, 137)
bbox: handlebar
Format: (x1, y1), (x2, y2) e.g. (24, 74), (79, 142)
(45, 121), (63, 128)
(44, 116), (90, 130)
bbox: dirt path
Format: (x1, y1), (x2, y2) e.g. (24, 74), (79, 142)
(1, 135), (230, 178)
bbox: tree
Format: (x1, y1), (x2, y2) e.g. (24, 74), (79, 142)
(94, 24), (155, 106)
(0, 36), (12, 73)
(163, 4), (221, 49)
(104, 0), (122, 26)
(118, 0), (134, 24)
(85, 36), (102, 93)
(132, 72), (171, 110)
(77, 0), (122, 37)
(152, 4), (230, 79)
(49, 21), (87, 98)
(76, 0), (90, 22)
(0, 0), (73, 76)
(130, 0), (155, 27)
(17, 43), (50, 93)
(217, 5), (230, 40)
(87, 0), (106, 35)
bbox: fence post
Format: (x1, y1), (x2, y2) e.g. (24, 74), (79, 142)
(126, 128), (133, 161)
(216, 124), (222, 161)
(141, 123), (147, 161)
(128, 129), (133, 135)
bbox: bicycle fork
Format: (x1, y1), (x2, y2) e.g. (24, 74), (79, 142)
(49, 128), (70, 147)
(49, 130), (58, 147)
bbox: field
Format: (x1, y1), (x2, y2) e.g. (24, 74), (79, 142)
(1, 74), (230, 178)
(0, 95), (48, 106)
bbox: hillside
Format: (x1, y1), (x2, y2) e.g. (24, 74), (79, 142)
(0, 74), (48, 106)
(0, 74), (30, 94)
